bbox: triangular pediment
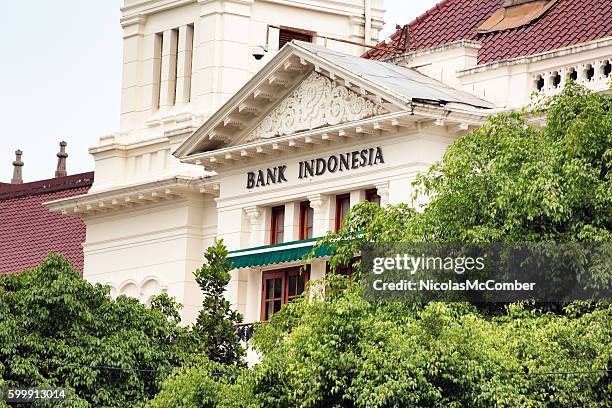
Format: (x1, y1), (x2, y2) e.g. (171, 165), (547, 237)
(175, 41), (494, 160)
(174, 43), (405, 159)
(246, 71), (387, 142)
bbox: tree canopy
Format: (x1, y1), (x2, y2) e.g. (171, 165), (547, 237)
(191, 239), (245, 365)
(0, 254), (193, 407)
(0, 244), (245, 407)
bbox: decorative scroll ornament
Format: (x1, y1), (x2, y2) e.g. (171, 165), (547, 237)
(248, 72), (387, 141)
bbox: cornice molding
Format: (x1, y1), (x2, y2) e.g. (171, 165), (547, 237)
(44, 176), (217, 218)
(457, 37), (612, 77)
(121, 0), (195, 18)
(180, 106), (488, 171)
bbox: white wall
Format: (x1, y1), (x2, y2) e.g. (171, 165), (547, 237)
(213, 125), (459, 318)
(395, 38), (612, 109)
(91, 0), (385, 193)
(82, 193), (217, 324)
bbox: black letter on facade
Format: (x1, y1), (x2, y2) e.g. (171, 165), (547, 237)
(351, 151), (359, 169)
(327, 155), (338, 173)
(246, 172), (255, 189)
(315, 158), (326, 176)
(266, 167), (277, 185)
(256, 170), (265, 187)
(374, 147), (384, 164)
(304, 160), (315, 178)
(277, 165), (287, 183)
(360, 149), (368, 166)
(339, 153), (350, 171)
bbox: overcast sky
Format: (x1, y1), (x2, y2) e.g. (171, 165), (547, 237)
(0, 0), (438, 183)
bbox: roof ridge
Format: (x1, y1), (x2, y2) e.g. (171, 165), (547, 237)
(362, 0), (455, 58)
(411, 0), (454, 27)
(0, 171), (94, 200)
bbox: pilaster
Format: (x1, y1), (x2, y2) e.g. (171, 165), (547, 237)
(244, 205), (263, 246)
(350, 190), (365, 208)
(374, 181), (390, 207)
(307, 193), (332, 237)
(176, 25), (194, 104)
(284, 201), (300, 242)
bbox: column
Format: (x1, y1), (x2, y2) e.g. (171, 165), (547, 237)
(176, 25), (194, 104)
(350, 190), (365, 208)
(159, 29), (178, 109)
(119, 17), (149, 131)
(194, 0), (254, 114)
(307, 194), (332, 237)
(244, 206), (262, 247)
(308, 258), (327, 301)
(284, 202), (300, 242)
(268, 26), (280, 51)
(374, 181), (390, 206)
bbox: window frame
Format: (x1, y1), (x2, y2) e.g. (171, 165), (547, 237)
(260, 270), (285, 321)
(299, 201), (314, 240)
(278, 27), (313, 49)
(261, 267), (310, 320)
(270, 205), (285, 244)
(335, 193), (351, 232)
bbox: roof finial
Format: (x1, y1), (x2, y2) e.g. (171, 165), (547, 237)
(55, 141), (68, 178)
(11, 149), (23, 184)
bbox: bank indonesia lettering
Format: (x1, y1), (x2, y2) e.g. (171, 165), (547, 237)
(246, 147), (384, 189)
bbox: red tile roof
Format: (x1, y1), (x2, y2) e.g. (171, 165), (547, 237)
(363, 0), (611, 64)
(0, 172), (94, 274)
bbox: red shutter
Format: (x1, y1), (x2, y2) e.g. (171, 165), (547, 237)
(279, 29), (312, 49)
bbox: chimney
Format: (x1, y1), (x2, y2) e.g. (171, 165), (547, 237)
(55, 141), (68, 178)
(11, 150), (24, 184)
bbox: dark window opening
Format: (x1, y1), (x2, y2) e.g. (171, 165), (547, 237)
(335, 194), (351, 232)
(534, 75), (544, 91)
(299, 201), (314, 240)
(585, 64), (595, 81)
(365, 189), (381, 206)
(552, 72), (561, 88)
(327, 262), (357, 278)
(603, 61), (611, 77)
(261, 267), (310, 320)
(567, 68), (578, 81)
(271, 206), (285, 244)
(262, 271), (283, 321)
(279, 28), (313, 49)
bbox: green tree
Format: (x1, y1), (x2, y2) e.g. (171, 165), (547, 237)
(414, 81), (610, 243)
(0, 253), (193, 407)
(192, 239), (244, 365)
(144, 356), (240, 408)
(239, 286), (611, 407)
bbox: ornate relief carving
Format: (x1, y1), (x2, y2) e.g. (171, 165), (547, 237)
(248, 72), (387, 141)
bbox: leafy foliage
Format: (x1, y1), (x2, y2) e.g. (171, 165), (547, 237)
(240, 287), (612, 407)
(416, 81), (610, 243)
(147, 281), (612, 407)
(192, 239), (245, 365)
(145, 356), (240, 408)
(0, 253), (193, 407)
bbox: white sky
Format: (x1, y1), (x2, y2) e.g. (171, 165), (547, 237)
(0, 0), (438, 183)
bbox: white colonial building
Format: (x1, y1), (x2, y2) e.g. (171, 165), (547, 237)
(46, 0), (611, 325)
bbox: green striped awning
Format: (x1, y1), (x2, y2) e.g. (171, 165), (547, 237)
(226, 238), (332, 269)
